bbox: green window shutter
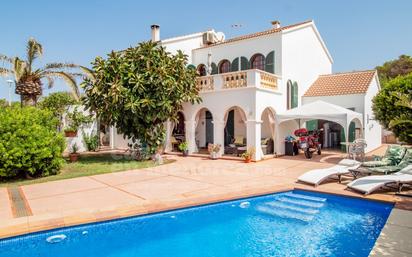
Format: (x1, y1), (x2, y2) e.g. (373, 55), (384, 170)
(265, 51), (275, 74)
(187, 64), (196, 70)
(240, 56), (249, 70)
(306, 120), (318, 131)
(291, 82), (298, 108)
(340, 128), (346, 152)
(231, 58), (239, 72)
(211, 62), (218, 75)
(349, 122), (356, 142)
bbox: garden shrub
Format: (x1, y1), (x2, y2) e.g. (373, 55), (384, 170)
(83, 133), (99, 151)
(0, 106), (65, 178)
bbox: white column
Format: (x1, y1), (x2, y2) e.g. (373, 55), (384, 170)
(246, 120), (263, 161)
(164, 121), (172, 152)
(109, 126), (115, 149)
(212, 119), (225, 156)
(185, 120), (197, 154)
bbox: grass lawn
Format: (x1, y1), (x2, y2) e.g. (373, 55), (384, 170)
(0, 153), (173, 187)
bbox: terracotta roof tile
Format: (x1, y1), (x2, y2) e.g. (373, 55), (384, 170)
(198, 20), (313, 49)
(303, 70), (376, 97)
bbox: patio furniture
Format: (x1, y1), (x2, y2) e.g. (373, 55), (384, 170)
(237, 146), (247, 156)
(368, 148), (412, 175)
(348, 139), (367, 161)
(347, 164), (412, 195)
(224, 144), (238, 155)
(361, 145), (407, 167)
(297, 159), (361, 186)
(348, 167), (373, 179)
(233, 135), (246, 147)
(171, 136), (180, 151)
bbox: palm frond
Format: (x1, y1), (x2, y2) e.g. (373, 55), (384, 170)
(0, 67), (12, 77)
(394, 94), (412, 109)
(43, 71), (79, 100)
(44, 62), (78, 70)
(389, 119), (412, 128)
(0, 54), (13, 64)
(46, 76), (54, 89)
(13, 57), (27, 82)
(26, 38), (43, 71)
(79, 66), (95, 80)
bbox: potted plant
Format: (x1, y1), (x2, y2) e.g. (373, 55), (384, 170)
(178, 141), (189, 157)
(69, 143), (79, 162)
(64, 126), (77, 137)
(241, 147), (256, 163)
(64, 107), (93, 137)
(208, 143), (221, 160)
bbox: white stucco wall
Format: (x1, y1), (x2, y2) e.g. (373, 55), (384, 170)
(63, 105), (97, 153)
(281, 24), (333, 108)
(160, 32), (206, 62)
(363, 75), (382, 152)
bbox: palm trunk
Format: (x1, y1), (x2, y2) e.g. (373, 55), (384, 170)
(20, 94), (38, 106)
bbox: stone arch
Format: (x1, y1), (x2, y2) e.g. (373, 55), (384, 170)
(260, 107), (277, 155)
(223, 106), (247, 147)
(250, 53), (265, 70)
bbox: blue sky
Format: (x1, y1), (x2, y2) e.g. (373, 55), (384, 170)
(1, 0), (411, 100)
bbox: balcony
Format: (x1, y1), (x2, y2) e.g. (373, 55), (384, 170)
(196, 69), (279, 92)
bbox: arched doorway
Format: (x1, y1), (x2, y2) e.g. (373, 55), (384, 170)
(261, 108), (276, 155)
(223, 106), (247, 155)
(172, 112), (186, 148)
(194, 108), (214, 153)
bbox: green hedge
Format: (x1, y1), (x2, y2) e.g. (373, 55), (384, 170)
(0, 106), (65, 178)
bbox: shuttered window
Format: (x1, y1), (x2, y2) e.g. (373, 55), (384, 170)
(231, 57), (239, 72)
(211, 62), (218, 75)
(265, 51), (275, 74)
(291, 81), (298, 108)
(240, 56), (249, 70)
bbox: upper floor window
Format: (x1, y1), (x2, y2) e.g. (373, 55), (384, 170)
(287, 80), (298, 109)
(250, 54), (265, 71)
(219, 60), (231, 73)
(197, 64), (207, 76)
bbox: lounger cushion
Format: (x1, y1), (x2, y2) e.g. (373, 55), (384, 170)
(338, 159), (360, 167)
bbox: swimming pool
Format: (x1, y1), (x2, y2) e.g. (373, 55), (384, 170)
(0, 190), (392, 257)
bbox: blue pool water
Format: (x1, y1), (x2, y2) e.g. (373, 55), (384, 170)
(0, 190), (392, 257)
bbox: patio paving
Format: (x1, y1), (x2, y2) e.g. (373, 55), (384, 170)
(0, 147), (411, 240)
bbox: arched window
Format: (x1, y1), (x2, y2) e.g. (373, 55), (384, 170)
(292, 81), (298, 108)
(197, 64), (207, 76)
(219, 60), (231, 73)
(286, 80), (298, 109)
(250, 54), (265, 70)
(286, 80), (292, 110)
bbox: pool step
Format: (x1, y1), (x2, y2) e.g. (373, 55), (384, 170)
(256, 205), (314, 222)
(276, 197), (325, 208)
(283, 192), (327, 203)
(265, 201), (319, 215)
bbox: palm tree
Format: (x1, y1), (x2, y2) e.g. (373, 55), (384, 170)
(0, 38), (81, 106)
(389, 92), (412, 129)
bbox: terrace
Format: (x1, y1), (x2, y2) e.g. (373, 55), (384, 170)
(196, 69), (279, 92)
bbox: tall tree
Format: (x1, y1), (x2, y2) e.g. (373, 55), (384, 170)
(376, 55), (412, 82)
(82, 41), (201, 155)
(0, 38), (81, 106)
(373, 73), (412, 144)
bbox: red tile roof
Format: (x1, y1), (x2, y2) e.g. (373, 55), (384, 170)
(303, 70), (377, 97)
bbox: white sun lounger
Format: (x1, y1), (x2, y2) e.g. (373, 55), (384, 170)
(347, 165), (412, 195)
(297, 159), (361, 187)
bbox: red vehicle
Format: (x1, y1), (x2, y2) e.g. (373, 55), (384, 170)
(294, 128), (322, 159)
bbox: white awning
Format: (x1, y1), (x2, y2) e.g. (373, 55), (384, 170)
(276, 100), (364, 147)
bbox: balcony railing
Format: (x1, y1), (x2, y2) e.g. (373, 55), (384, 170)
(195, 69), (278, 92)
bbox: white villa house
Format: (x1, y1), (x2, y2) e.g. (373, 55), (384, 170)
(75, 20), (382, 160)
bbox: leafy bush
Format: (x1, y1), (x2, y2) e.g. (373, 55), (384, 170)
(82, 41), (201, 156)
(64, 106), (93, 132)
(0, 106), (65, 178)
(373, 73), (412, 144)
(83, 133), (99, 151)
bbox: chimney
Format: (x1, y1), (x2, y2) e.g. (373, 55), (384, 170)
(151, 24), (160, 42)
(271, 20), (281, 29)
